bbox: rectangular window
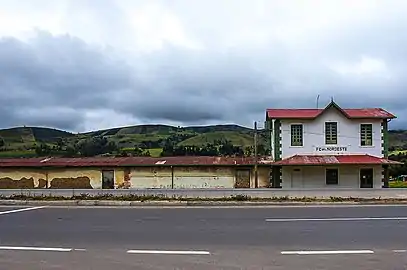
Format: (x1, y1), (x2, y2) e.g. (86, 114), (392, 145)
(102, 170), (114, 189)
(290, 124), (303, 146)
(325, 122), (337, 144)
(326, 168), (338, 185)
(360, 124), (373, 146)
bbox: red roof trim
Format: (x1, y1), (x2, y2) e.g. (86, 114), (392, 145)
(273, 154), (402, 166)
(266, 101), (396, 119)
(0, 156), (273, 168)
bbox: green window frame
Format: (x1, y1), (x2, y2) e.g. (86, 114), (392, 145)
(325, 122), (337, 144)
(360, 124), (373, 146)
(290, 124), (303, 146)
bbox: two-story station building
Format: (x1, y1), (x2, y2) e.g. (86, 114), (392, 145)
(266, 100), (401, 189)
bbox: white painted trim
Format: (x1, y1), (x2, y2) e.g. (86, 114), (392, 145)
(266, 217), (407, 222)
(0, 206), (46, 215)
(281, 250), (374, 255)
(126, 250), (210, 255)
(0, 246), (72, 252)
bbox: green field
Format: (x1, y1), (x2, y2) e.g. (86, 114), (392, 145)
(0, 124), (405, 158)
(389, 180), (407, 188)
(0, 124), (259, 157)
(178, 131), (254, 146)
(148, 148), (163, 157)
(390, 150), (407, 156)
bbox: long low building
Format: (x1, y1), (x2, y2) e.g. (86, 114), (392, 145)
(0, 156), (273, 189)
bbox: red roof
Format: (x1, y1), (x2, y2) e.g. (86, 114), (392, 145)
(266, 101), (396, 119)
(273, 155), (402, 166)
(0, 156), (272, 168)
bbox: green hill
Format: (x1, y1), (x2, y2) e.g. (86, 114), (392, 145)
(178, 131), (254, 147)
(0, 127), (72, 145)
(0, 124), (405, 158)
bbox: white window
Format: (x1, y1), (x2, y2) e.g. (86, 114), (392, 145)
(325, 122), (337, 145)
(290, 124), (303, 146)
(360, 124), (373, 146)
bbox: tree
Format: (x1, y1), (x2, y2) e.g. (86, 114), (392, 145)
(0, 137), (4, 148)
(35, 143), (51, 156)
(133, 147), (144, 156)
(76, 136), (118, 157)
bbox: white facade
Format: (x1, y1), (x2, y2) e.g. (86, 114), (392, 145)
(281, 165), (383, 189)
(280, 107), (383, 158)
(268, 103), (392, 189)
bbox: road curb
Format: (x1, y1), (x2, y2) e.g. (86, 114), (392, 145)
(1, 199), (407, 207)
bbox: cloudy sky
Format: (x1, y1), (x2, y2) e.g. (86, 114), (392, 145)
(0, 0), (406, 132)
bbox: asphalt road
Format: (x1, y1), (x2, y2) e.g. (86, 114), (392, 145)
(1, 205), (407, 269)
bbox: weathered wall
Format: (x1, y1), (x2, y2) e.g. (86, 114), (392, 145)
(281, 165), (383, 189)
(0, 169), (47, 188)
(114, 169), (125, 188)
(129, 167), (173, 189)
(0, 165), (270, 189)
(173, 167), (235, 188)
(48, 169), (102, 189)
(251, 167), (271, 188)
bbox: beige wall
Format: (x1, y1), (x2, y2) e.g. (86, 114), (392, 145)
(48, 169), (103, 189)
(250, 167), (271, 188)
(282, 165), (383, 189)
(0, 165), (272, 189)
(0, 168), (106, 189)
(174, 167), (235, 188)
(0, 169), (47, 188)
(129, 167), (173, 189)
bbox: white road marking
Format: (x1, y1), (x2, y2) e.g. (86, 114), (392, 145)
(74, 248), (87, 251)
(127, 250), (210, 255)
(266, 217), (407, 222)
(0, 206), (46, 215)
(0, 246), (72, 252)
(393, 250), (407, 253)
(281, 250), (374, 255)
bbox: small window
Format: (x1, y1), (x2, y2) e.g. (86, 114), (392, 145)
(102, 170), (114, 189)
(290, 124), (303, 146)
(360, 124), (373, 146)
(325, 122), (337, 144)
(326, 168), (338, 185)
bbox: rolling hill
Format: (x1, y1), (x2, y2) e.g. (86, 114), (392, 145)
(0, 124), (405, 157)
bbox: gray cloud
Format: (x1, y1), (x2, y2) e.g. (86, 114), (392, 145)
(0, 0), (406, 131)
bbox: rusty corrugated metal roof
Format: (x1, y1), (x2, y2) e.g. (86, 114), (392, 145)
(273, 155), (402, 166)
(0, 156), (272, 167)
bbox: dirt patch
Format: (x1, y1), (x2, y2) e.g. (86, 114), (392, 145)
(117, 169), (131, 189)
(0, 177), (34, 189)
(235, 169), (251, 188)
(50, 177), (93, 189)
(37, 179), (47, 188)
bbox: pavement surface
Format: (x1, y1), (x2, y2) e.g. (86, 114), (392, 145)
(1, 205), (407, 269)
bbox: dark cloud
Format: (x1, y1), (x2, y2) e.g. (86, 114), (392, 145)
(0, 22), (406, 131)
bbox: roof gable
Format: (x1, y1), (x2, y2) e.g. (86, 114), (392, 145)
(317, 100), (349, 119)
